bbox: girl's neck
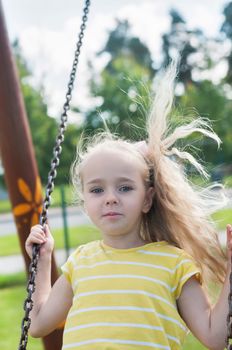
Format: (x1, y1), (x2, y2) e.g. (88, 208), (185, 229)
(102, 235), (150, 250)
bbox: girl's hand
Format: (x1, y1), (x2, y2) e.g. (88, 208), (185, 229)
(25, 224), (54, 259)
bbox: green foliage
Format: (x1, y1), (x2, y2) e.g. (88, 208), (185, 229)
(11, 41), (80, 185)
(180, 80), (232, 165)
(102, 20), (155, 77)
(162, 10), (205, 86)
(83, 20), (154, 140)
(225, 175), (232, 187)
(221, 2), (232, 83)
(56, 124), (82, 185)
(221, 2), (232, 38)
(8, 9), (232, 189)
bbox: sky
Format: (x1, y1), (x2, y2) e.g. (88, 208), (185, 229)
(1, 0), (229, 119)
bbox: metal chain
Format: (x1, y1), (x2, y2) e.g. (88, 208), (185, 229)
(227, 255), (232, 349)
(18, 1), (91, 349)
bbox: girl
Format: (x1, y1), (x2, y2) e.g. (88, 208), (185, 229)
(26, 63), (232, 350)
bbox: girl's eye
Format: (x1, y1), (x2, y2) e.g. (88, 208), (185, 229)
(119, 185), (133, 192)
(90, 188), (103, 194)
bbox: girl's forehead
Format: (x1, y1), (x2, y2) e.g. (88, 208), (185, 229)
(81, 148), (146, 179)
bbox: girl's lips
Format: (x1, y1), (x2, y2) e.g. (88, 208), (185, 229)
(103, 212), (122, 217)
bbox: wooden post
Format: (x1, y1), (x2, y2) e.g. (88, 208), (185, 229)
(0, 1), (63, 349)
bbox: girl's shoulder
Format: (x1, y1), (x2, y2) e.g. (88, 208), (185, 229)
(61, 240), (102, 278)
(142, 240), (188, 256)
(141, 241), (197, 267)
(68, 240), (102, 260)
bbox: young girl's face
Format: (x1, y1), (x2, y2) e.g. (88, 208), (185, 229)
(81, 148), (153, 247)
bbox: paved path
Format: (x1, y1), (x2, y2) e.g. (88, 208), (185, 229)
(0, 206), (91, 274)
(0, 248), (74, 274)
(0, 206), (91, 236)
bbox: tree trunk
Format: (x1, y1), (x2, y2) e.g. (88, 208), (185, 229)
(0, 2), (63, 349)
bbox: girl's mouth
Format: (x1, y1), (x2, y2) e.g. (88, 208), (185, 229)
(103, 212), (122, 217)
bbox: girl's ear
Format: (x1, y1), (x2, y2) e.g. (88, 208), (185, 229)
(142, 187), (155, 213)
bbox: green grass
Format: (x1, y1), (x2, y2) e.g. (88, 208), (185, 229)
(0, 286), (43, 349)
(0, 199), (11, 213)
(0, 283), (207, 350)
(212, 208), (232, 230)
(183, 334), (207, 349)
(0, 271), (27, 288)
(0, 225), (101, 257)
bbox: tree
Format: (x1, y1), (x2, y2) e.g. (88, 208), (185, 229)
(101, 20), (155, 78)
(180, 80), (232, 166)
(221, 1), (232, 83)
(12, 40), (79, 184)
(162, 9), (208, 87)
(82, 20), (155, 140)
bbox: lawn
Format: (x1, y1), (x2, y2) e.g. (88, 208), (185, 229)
(0, 225), (101, 257)
(0, 284), (207, 350)
(0, 285), (42, 349)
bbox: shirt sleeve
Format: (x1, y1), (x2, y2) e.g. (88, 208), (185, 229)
(61, 245), (83, 284)
(173, 250), (202, 300)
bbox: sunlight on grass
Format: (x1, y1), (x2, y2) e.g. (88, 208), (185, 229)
(0, 286), (43, 349)
(183, 333), (207, 349)
(212, 208), (232, 230)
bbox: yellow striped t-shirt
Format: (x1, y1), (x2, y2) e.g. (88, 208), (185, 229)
(61, 240), (201, 350)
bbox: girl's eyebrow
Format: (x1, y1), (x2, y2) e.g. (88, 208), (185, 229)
(86, 177), (136, 185)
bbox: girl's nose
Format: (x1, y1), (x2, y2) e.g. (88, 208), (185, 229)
(106, 198), (118, 205)
(105, 191), (118, 205)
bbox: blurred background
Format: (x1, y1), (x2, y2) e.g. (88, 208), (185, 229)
(0, 0), (232, 349)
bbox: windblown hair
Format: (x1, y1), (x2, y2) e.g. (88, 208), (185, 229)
(71, 61), (227, 287)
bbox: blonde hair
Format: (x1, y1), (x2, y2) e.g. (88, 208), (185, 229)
(71, 61), (227, 287)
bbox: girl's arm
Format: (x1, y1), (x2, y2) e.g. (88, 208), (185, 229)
(177, 224), (232, 350)
(25, 225), (73, 338)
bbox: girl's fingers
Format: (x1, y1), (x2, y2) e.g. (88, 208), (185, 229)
(26, 225), (54, 259)
(28, 233), (46, 244)
(44, 224), (52, 237)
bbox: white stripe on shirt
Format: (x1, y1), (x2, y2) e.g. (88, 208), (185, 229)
(73, 289), (176, 309)
(63, 338), (171, 349)
(75, 260), (173, 273)
(64, 322), (180, 345)
(74, 274), (172, 292)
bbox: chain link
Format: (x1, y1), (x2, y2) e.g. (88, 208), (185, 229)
(18, 1), (91, 349)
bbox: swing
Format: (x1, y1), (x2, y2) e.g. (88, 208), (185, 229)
(18, 1), (90, 349)
(17, 2), (232, 349)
